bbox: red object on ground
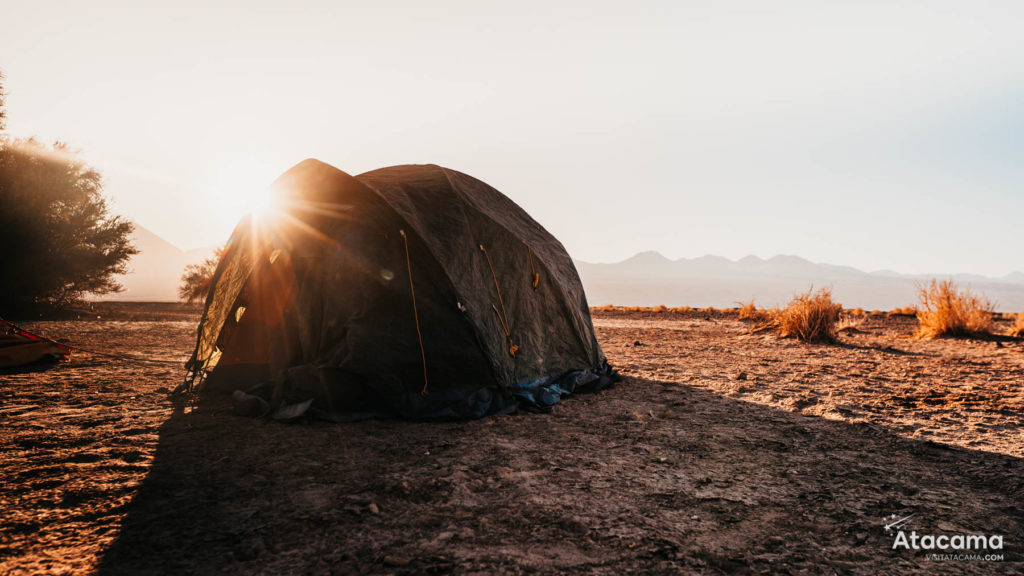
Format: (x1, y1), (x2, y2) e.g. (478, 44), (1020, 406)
(0, 318), (70, 368)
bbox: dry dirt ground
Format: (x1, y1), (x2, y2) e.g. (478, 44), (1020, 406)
(1, 305), (1023, 575)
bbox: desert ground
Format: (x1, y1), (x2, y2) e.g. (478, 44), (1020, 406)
(1, 304), (1022, 575)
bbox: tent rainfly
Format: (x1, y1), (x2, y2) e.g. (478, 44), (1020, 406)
(183, 159), (617, 419)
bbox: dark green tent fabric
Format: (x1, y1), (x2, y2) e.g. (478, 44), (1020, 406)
(184, 159), (614, 418)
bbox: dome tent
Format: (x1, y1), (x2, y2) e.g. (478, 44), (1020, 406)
(183, 159), (617, 419)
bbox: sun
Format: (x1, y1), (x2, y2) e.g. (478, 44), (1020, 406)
(208, 157), (281, 226)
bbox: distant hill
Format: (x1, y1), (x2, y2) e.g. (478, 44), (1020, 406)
(576, 252), (1024, 311)
(93, 224), (214, 302)
(96, 231), (1024, 311)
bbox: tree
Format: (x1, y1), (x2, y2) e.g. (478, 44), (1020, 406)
(0, 70), (7, 131)
(0, 138), (137, 315)
(179, 246), (224, 304)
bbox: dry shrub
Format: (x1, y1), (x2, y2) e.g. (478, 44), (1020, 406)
(590, 305), (697, 314)
(1010, 311), (1024, 337)
(915, 279), (993, 338)
(888, 306), (917, 317)
(848, 307), (866, 317)
(737, 299), (770, 322)
(836, 314), (865, 333)
(773, 287), (843, 342)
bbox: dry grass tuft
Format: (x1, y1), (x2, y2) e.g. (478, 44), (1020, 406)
(772, 287), (843, 342)
(736, 299), (770, 322)
(836, 314), (865, 334)
(915, 279), (993, 338)
(888, 306), (917, 317)
(1010, 311), (1024, 337)
(590, 305), (694, 314)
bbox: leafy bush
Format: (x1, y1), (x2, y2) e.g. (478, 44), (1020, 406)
(178, 247), (224, 304)
(0, 138), (136, 314)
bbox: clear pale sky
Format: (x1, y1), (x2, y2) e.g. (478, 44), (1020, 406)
(2, 1), (1022, 275)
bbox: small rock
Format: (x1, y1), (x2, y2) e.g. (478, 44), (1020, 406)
(368, 502), (380, 515)
(382, 556), (411, 567)
(735, 371), (748, 381)
(633, 340), (644, 347)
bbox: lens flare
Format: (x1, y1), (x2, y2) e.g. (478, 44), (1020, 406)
(208, 157), (281, 226)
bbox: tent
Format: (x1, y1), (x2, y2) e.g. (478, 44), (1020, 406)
(184, 159), (616, 419)
(0, 318), (69, 368)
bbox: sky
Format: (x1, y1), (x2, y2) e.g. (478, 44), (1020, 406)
(2, 1), (1023, 275)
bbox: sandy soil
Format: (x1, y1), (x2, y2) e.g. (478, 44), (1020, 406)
(1, 307), (1022, 574)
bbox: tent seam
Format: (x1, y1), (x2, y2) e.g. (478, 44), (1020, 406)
(355, 167), (503, 389)
(439, 167), (598, 366)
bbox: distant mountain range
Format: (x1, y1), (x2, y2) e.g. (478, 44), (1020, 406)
(98, 229), (1024, 311)
(575, 252), (1024, 311)
(93, 224), (214, 302)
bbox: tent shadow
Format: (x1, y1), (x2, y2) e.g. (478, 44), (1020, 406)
(0, 357), (62, 375)
(97, 377), (1024, 574)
